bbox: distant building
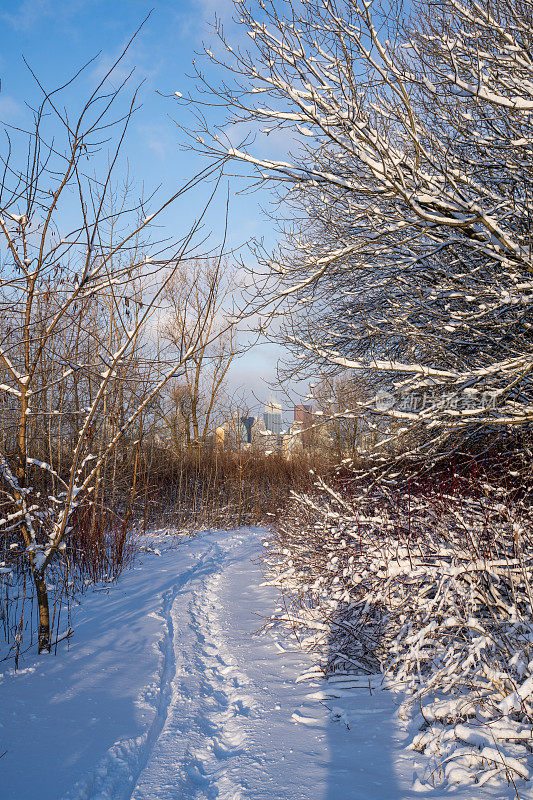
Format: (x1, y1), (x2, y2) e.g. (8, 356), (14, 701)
(264, 401), (282, 435)
(241, 416), (255, 444)
(251, 417), (271, 451)
(283, 424), (304, 458)
(293, 404), (313, 449)
(215, 425), (225, 450)
(294, 404), (313, 424)
(219, 414), (249, 450)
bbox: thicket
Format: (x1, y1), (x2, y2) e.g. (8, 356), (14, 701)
(0, 443), (317, 664)
(264, 446), (533, 792)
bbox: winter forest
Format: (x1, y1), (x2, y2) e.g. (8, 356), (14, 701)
(1, 0), (533, 797)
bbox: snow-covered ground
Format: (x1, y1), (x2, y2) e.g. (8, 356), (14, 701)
(0, 527), (525, 799)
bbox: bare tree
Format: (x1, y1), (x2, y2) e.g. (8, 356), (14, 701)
(0, 41), (222, 652)
(159, 258), (240, 452)
(311, 373), (368, 460)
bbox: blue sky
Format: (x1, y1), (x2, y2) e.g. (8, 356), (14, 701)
(0, 0), (256, 243)
(0, 0), (303, 418)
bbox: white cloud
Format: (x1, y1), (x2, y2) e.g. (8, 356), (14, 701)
(193, 0), (235, 22)
(0, 95), (25, 123)
(0, 0), (90, 31)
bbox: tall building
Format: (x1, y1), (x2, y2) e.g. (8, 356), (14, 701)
(264, 401), (282, 435)
(294, 404), (313, 424)
(240, 416), (255, 444)
(251, 417), (270, 451)
(293, 404), (313, 448)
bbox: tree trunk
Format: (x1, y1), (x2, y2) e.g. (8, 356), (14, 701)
(34, 574), (51, 653)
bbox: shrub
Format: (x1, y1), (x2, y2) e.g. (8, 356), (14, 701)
(265, 468), (533, 791)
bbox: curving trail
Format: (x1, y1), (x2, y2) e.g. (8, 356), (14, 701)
(131, 538), (260, 800)
(114, 528), (410, 800)
(2, 527), (501, 800)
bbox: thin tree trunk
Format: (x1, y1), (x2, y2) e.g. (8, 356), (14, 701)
(34, 573), (51, 653)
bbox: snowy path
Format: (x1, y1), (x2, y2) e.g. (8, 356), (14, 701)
(0, 528), (519, 799)
(128, 529), (406, 800)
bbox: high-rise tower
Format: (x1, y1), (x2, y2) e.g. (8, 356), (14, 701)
(264, 401), (282, 435)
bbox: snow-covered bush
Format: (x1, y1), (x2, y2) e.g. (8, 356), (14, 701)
(264, 472), (533, 790)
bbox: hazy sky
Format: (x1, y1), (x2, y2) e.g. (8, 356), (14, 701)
(0, 0), (306, 420)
